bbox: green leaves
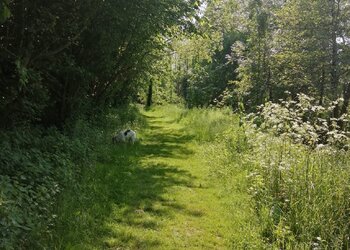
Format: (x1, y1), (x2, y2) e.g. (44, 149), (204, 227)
(249, 93), (350, 149)
(0, 0), (198, 127)
(15, 60), (29, 88)
(0, 0), (11, 23)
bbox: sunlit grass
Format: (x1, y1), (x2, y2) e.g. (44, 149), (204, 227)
(46, 105), (265, 249)
(178, 106), (235, 142)
(178, 106), (350, 248)
(44, 104), (350, 249)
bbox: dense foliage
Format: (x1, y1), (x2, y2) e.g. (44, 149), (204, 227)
(0, 126), (92, 248)
(1, 0), (350, 248)
(0, 106), (145, 249)
(250, 93), (350, 148)
(0, 0), (199, 128)
(166, 0), (350, 116)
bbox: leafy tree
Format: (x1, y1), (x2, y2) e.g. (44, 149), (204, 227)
(168, 0), (243, 108)
(231, 0), (276, 108)
(0, 0), (199, 128)
(228, 0), (350, 114)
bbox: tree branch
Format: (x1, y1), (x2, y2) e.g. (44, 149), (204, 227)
(30, 26), (87, 64)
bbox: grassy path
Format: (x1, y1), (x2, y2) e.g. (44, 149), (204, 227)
(52, 108), (263, 249)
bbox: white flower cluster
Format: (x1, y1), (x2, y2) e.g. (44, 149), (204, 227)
(248, 94), (349, 149)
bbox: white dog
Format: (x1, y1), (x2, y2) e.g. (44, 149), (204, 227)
(112, 129), (137, 144)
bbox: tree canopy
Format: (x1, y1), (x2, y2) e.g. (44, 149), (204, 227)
(0, 0), (199, 128)
(164, 0), (350, 115)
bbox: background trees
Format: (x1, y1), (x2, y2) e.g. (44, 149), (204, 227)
(167, 0), (350, 115)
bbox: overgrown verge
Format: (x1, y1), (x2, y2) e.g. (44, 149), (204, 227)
(244, 126), (350, 249)
(0, 105), (145, 250)
(175, 105), (350, 248)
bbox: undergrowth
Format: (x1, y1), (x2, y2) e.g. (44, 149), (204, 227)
(0, 105), (145, 250)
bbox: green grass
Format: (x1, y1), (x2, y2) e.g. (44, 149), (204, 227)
(166, 106), (350, 248)
(183, 107), (350, 249)
(178, 106), (235, 142)
(46, 104), (350, 249)
(47, 105), (265, 249)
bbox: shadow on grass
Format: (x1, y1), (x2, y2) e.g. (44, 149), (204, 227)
(50, 112), (197, 249)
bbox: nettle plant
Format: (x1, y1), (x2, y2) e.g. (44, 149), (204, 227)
(248, 93), (350, 149)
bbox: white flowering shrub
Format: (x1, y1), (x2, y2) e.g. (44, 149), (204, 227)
(248, 93), (349, 149)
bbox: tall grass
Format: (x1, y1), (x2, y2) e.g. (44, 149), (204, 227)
(178, 106), (235, 141)
(245, 130), (350, 249)
(175, 106), (350, 248)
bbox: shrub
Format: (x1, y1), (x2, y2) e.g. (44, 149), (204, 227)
(0, 105), (145, 249)
(0, 126), (95, 249)
(249, 93), (350, 149)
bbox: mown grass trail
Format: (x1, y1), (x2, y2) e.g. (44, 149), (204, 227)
(51, 107), (263, 249)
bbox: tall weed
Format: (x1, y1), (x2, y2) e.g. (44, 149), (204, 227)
(179, 106), (350, 248)
(178, 107), (235, 141)
(244, 130), (350, 248)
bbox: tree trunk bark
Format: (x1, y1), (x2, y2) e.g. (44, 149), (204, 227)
(329, 0), (340, 99)
(146, 80), (153, 107)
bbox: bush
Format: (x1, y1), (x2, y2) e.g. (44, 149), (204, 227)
(0, 105), (145, 249)
(0, 126), (94, 249)
(249, 93), (350, 149)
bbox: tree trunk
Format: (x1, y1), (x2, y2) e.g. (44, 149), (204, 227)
(146, 80), (153, 107)
(329, 0), (340, 99)
(266, 68), (272, 101)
